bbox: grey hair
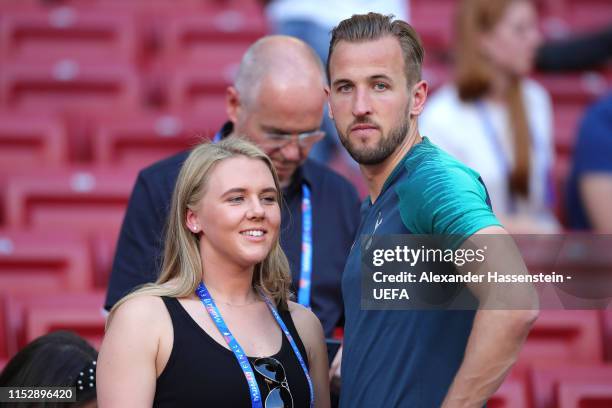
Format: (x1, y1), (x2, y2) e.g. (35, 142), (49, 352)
(234, 35), (327, 106)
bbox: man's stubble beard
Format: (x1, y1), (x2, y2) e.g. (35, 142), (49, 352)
(336, 106), (411, 166)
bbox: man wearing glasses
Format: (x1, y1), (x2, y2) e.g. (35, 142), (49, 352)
(104, 35), (361, 342)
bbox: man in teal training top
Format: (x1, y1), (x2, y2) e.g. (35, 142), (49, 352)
(326, 13), (539, 407)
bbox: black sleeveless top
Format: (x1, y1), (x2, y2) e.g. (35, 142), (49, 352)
(154, 297), (311, 407)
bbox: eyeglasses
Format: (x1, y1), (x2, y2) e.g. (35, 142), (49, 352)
(253, 357), (293, 408)
(262, 130), (325, 151)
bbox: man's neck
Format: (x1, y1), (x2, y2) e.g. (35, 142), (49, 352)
(362, 126), (422, 203)
(279, 177), (291, 189)
(280, 166), (302, 190)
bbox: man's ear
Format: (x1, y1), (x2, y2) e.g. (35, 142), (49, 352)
(410, 80), (428, 117)
(325, 87), (334, 120)
(226, 86), (240, 123)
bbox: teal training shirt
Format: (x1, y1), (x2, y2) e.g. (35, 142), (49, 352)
(340, 137), (501, 407)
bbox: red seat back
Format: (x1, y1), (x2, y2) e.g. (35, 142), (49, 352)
(0, 112), (68, 171)
(0, 7), (138, 63)
(558, 381), (612, 408)
(0, 60), (140, 113)
(5, 167), (136, 235)
(0, 229), (93, 295)
(513, 310), (603, 378)
(92, 112), (213, 168)
(4, 291), (105, 356)
(489, 378), (529, 408)
(530, 364), (612, 408)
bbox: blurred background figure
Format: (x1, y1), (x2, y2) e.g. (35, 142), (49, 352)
(0, 330), (97, 408)
(566, 93), (612, 233)
(420, 0), (560, 234)
(261, 0), (409, 168)
(536, 24), (612, 72)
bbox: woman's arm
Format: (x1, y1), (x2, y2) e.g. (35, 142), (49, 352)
(97, 296), (164, 407)
(289, 303), (331, 408)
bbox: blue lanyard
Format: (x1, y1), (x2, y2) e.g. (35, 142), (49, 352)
(476, 101), (511, 176)
(260, 291), (315, 408)
(215, 129), (314, 308)
(297, 184), (313, 308)
(195, 283), (263, 408)
(477, 101), (540, 212)
(195, 282), (314, 408)
(477, 101), (517, 212)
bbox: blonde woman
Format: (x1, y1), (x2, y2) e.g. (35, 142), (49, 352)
(97, 138), (330, 407)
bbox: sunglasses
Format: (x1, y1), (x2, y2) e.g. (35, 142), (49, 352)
(253, 357), (294, 408)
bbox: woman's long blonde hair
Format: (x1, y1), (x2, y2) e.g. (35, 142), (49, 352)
(108, 137), (292, 325)
(455, 0), (532, 197)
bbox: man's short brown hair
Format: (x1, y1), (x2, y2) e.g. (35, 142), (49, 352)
(327, 12), (424, 86)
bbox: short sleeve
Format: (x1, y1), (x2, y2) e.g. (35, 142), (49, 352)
(396, 163), (501, 237)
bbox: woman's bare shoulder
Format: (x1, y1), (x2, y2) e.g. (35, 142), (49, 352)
(109, 295), (167, 330)
(287, 301), (324, 338)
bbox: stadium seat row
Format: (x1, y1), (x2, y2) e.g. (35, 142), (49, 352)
(1, 296), (611, 408)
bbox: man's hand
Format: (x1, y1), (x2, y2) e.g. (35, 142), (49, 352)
(329, 345), (342, 393)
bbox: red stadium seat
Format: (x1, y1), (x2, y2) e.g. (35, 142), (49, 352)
(89, 232), (116, 290)
(92, 112), (214, 168)
(4, 167), (136, 236)
(564, 1), (612, 32)
(166, 68), (229, 119)
(0, 229), (93, 295)
(0, 60), (140, 113)
(530, 365), (612, 408)
(0, 7), (139, 63)
(0, 295), (8, 359)
(489, 378), (529, 408)
(3, 291), (105, 356)
(0, 112), (68, 171)
(512, 311), (603, 378)
(558, 381), (612, 408)
(24, 294), (106, 350)
(0, 59), (141, 161)
(535, 72), (609, 105)
(603, 310), (612, 362)
(410, 0), (456, 56)
(157, 40), (247, 112)
(160, 10), (266, 62)
(153, 6), (266, 108)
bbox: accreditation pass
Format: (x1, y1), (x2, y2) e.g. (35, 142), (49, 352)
(0, 387), (76, 403)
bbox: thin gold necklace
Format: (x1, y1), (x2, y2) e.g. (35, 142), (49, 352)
(215, 296), (261, 307)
